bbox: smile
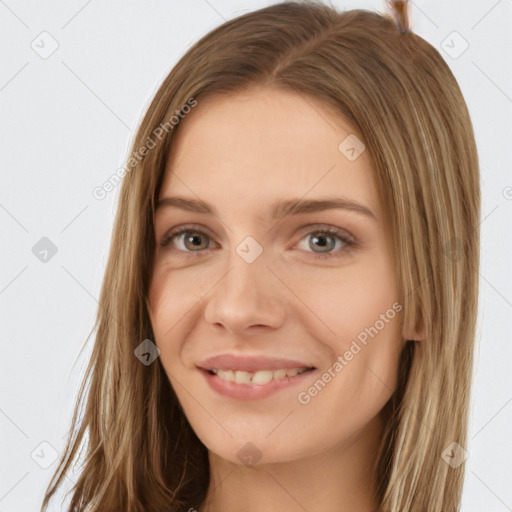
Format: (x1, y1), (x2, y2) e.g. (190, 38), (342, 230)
(200, 367), (316, 400)
(208, 367), (312, 385)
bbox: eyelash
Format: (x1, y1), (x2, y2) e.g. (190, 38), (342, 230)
(160, 224), (356, 260)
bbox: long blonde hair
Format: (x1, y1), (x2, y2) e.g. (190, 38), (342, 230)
(42, 2), (480, 511)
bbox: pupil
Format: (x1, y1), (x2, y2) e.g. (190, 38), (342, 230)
(186, 233), (206, 250)
(312, 233), (333, 253)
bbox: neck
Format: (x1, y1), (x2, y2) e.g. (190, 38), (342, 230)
(198, 413), (384, 512)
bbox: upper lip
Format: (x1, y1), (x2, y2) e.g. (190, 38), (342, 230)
(197, 354), (316, 372)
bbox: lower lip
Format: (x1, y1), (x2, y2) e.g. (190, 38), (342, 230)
(199, 368), (316, 400)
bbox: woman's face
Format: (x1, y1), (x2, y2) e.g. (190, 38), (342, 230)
(148, 86), (405, 465)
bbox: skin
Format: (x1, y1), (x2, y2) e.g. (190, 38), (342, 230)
(148, 86), (421, 512)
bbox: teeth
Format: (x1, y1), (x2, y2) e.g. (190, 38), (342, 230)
(211, 367), (310, 385)
(217, 369), (235, 382)
(273, 369), (287, 379)
(251, 370), (274, 385)
(234, 370), (252, 384)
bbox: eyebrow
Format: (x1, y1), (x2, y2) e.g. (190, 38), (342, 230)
(156, 196), (377, 221)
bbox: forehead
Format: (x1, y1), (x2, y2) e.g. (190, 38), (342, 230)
(159, 86), (382, 222)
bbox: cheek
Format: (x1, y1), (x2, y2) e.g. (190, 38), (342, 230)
(287, 250), (399, 343)
(147, 271), (189, 363)
(296, 251), (402, 400)
(301, 311), (402, 439)
(148, 264), (206, 336)
(148, 264), (218, 382)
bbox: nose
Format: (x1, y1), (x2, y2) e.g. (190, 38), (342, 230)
(203, 245), (286, 335)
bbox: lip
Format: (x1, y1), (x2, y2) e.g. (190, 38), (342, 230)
(199, 367), (317, 400)
(197, 354), (315, 372)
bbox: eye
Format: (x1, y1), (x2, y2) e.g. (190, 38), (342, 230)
(295, 225), (355, 260)
(160, 225), (214, 257)
(159, 224), (356, 260)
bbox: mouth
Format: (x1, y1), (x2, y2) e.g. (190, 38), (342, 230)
(196, 354), (317, 399)
(205, 366), (315, 385)
(199, 366), (317, 400)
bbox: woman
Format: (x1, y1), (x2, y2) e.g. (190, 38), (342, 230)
(42, 1), (480, 511)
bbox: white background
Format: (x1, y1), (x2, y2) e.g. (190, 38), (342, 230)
(1, 1), (511, 510)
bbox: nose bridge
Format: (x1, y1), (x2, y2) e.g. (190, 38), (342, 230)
(234, 233), (266, 266)
(224, 233), (270, 298)
(203, 233), (285, 330)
